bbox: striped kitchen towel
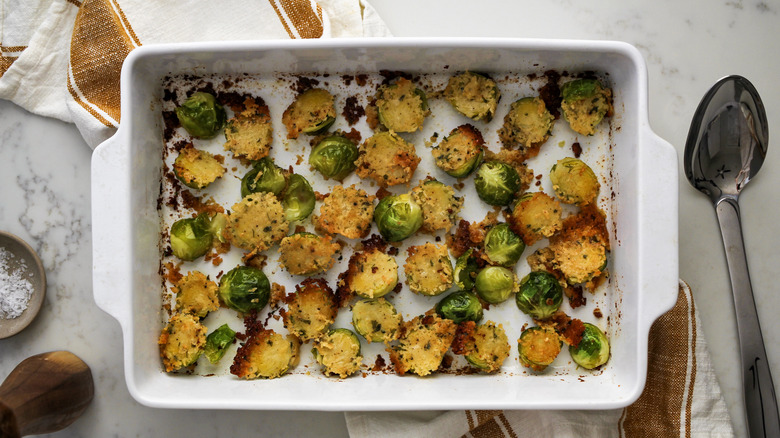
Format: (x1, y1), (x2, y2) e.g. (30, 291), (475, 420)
(0, 0), (390, 148)
(345, 281), (735, 437)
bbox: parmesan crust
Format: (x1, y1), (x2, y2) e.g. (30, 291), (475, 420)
(224, 97), (273, 160)
(174, 271), (219, 318)
(404, 243), (453, 296)
(228, 193), (289, 253)
(389, 314), (457, 377)
(280, 278), (338, 342)
(314, 184), (375, 239)
(355, 131), (420, 187)
(230, 329), (300, 379)
(159, 313), (207, 372)
(278, 233), (340, 276)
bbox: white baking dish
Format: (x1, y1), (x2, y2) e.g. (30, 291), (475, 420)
(91, 38), (678, 410)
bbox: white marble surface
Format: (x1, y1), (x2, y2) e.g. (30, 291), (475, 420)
(1, 1), (779, 436)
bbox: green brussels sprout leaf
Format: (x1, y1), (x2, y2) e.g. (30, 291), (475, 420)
(208, 212), (228, 244)
(175, 92), (226, 139)
(204, 324), (236, 364)
(453, 248), (480, 291)
(218, 266), (270, 314)
(282, 174), (316, 222)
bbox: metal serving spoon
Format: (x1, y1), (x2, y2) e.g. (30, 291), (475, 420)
(684, 75), (779, 437)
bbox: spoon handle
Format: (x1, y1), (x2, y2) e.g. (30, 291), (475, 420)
(716, 197), (780, 437)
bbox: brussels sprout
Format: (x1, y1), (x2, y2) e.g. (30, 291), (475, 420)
(464, 321), (511, 373)
(569, 323), (610, 369)
(560, 78), (613, 136)
(282, 278), (338, 341)
(550, 157), (600, 205)
(309, 135), (359, 181)
(375, 77), (430, 133)
(351, 298), (402, 343)
(517, 326), (562, 372)
(411, 179), (463, 233)
(443, 72), (500, 122)
(435, 290), (483, 323)
(170, 213), (213, 261)
(404, 243), (453, 296)
(175, 92), (226, 139)
(282, 88), (337, 139)
(515, 271), (563, 320)
(159, 313), (206, 372)
(373, 193), (423, 242)
(484, 223), (525, 267)
(432, 125), (485, 178)
(218, 266), (270, 314)
(498, 97), (554, 152)
(474, 161), (522, 206)
(204, 324), (236, 364)
(282, 174), (316, 222)
(240, 157), (287, 199)
(311, 328), (363, 378)
(509, 191), (563, 245)
(230, 329), (300, 379)
(453, 248), (480, 291)
(474, 266), (518, 304)
(173, 144), (225, 189)
(345, 248), (398, 299)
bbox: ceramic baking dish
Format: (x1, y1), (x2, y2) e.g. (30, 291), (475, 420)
(91, 38), (678, 411)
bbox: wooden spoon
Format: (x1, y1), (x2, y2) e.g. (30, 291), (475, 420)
(0, 351), (94, 437)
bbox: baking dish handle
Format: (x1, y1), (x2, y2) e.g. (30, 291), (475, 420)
(91, 132), (133, 329)
(638, 128), (680, 326)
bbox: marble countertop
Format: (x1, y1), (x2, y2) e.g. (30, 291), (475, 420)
(1, 1), (779, 436)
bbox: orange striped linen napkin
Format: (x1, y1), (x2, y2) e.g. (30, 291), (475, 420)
(345, 281), (736, 438)
(0, 0), (390, 148)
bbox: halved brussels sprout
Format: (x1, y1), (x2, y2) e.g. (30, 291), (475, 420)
(453, 248), (480, 291)
(431, 124), (484, 178)
(515, 271), (563, 320)
(345, 248), (399, 299)
(404, 243), (453, 296)
(278, 233), (339, 276)
(474, 266), (518, 304)
(175, 92), (226, 139)
(508, 191), (563, 245)
(240, 157), (287, 199)
(355, 131), (420, 187)
(228, 193), (289, 252)
(484, 223), (525, 267)
(218, 266), (270, 314)
(550, 157), (600, 205)
(569, 323), (610, 369)
(282, 88), (337, 139)
(170, 213), (213, 261)
(173, 144), (225, 189)
(158, 313), (207, 372)
(498, 96), (554, 152)
(517, 326), (562, 372)
(443, 72), (500, 122)
(315, 184), (376, 240)
(309, 135), (358, 181)
(282, 278), (338, 341)
(464, 321), (510, 373)
(389, 314), (457, 376)
(174, 270), (219, 318)
(373, 193), (423, 242)
(351, 298), (402, 343)
(282, 174), (316, 222)
(435, 290), (483, 324)
(311, 328), (363, 378)
(411, 179), (463, 233)
(230, 329), (300, 379)
(204, 324), (236, 364)
(560, 78), (613, 136)
(474, 161), (522, 206)
(375, 77), (430, 132)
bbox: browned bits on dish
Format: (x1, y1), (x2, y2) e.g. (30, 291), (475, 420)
(538, 70), (562, 119)
(343, 96), (365, 126)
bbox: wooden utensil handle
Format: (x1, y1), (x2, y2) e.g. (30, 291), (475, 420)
(0, 351), (94, 437)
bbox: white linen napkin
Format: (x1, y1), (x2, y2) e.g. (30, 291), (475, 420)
(0, 0), (390, 148)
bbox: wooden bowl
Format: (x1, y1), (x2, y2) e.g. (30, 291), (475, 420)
(0, 231), (46, 339)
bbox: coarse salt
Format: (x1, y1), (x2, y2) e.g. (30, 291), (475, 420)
(0, 247), (34, 319)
